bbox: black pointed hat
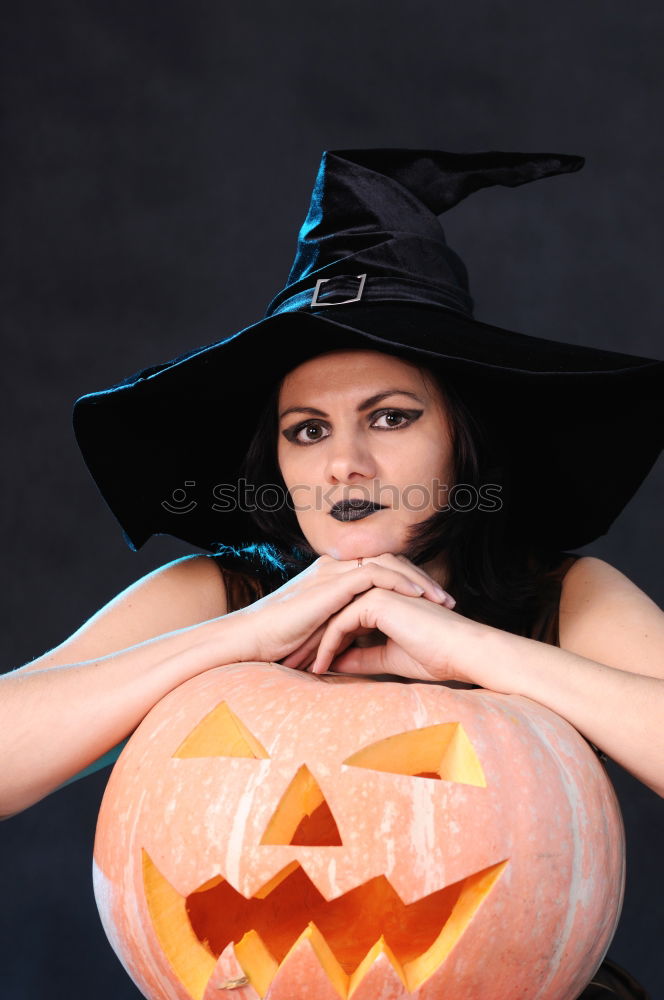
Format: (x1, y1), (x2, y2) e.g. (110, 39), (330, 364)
(72, 148), (663, 553)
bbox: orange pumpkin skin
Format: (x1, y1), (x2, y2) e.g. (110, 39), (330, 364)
(93, 662), (624, 1000)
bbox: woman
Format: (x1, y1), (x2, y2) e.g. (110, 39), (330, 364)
(1, 148), (662, 997)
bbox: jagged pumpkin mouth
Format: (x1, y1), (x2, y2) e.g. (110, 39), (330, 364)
(143, 851), (508, 999)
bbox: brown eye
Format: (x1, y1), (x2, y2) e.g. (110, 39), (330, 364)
(377, 412), (406, 428)
(371, 408), (423, 430)
(282, 420), (331, 446)
(300, 423), (325, 442)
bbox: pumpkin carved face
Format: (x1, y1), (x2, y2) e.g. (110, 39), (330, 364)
(94, 663), (624, 1000)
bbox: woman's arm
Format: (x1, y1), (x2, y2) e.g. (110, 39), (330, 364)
(462, 557), (664, 796)
(1, 552), (446, 818)
(466, 636), (664, 795)
(0, 555), (250, 818)
(459, 556), (664, 794)
(309, 557), (664, 796)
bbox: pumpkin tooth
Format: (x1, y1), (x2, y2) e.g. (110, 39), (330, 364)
(252, 860), (300, 899)
(183, 857), (511, 989)
(270, 922), (349, 1000)
(403, 859), (509, 992)
(233, 929), (279, 998)
(142, 849), (216, 1000)
(202, 941), (261, 1000)
(348, 936), (408, 998)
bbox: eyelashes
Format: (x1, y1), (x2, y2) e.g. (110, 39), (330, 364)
(281, 408), (424, 446)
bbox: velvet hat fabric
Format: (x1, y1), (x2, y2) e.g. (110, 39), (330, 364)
(72, 148), (663, 553)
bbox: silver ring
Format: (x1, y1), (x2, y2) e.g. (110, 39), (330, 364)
(357, 558), (363, 567)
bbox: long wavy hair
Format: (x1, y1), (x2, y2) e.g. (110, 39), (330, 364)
(212, 351), (567, 637)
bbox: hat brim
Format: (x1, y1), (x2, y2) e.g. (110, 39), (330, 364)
(72, 304), (663, 553)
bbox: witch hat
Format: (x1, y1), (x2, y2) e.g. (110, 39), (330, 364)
(72, 148), (663, 553)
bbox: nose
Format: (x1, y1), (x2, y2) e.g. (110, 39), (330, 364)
(324, 428), (377, 484)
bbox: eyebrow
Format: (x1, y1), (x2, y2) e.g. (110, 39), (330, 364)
(279, 389), (425, 421)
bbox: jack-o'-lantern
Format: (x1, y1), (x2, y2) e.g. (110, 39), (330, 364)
(93, 662), (624, 1000)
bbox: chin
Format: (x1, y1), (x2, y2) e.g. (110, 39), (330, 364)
(318, 522), (407, 561)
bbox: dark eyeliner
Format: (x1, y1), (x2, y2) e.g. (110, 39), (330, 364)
(281, 407), (424, 445)
(281, 419), (329, 444)
(370, 407), (424, 428)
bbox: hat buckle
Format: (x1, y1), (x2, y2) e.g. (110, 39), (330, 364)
(311, 273), (367, 306)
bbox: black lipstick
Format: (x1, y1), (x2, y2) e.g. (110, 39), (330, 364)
(329, 500), (386, 522)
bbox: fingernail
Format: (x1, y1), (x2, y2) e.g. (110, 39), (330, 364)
(446, 595), (456, 608)
(434, 585), (447, 599)
(410, 582), (425, 595)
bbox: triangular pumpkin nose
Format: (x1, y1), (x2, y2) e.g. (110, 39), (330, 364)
(260, 764), (342, 846)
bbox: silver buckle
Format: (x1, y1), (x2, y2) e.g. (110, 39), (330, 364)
(311, 273), (367, 307)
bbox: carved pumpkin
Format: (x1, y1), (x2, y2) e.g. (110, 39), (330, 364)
(93, 662), (624, 1000)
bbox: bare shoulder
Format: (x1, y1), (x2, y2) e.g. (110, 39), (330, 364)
(21, 554), (229, 672)
(559, 556), (664, 677)
(561, 555), (661, 611)
(561, 555), (659, 599)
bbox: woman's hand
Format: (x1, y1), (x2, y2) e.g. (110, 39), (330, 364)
(241, 553), (454, 666)
(283, 585), (475, 683)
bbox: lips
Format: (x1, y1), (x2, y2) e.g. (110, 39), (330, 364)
(143, 852), (508, 997)
(330, 500), (386, 522)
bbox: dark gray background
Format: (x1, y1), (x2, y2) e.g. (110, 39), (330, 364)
(1, 2), (663, 998)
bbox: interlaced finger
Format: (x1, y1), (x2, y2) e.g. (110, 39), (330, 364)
(348, 554), (455, 607)
(310, 596), (382, 675)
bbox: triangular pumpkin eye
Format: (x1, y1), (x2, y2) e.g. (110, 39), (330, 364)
(173, 702), (269, 759)
(342, 723), (486, 787)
